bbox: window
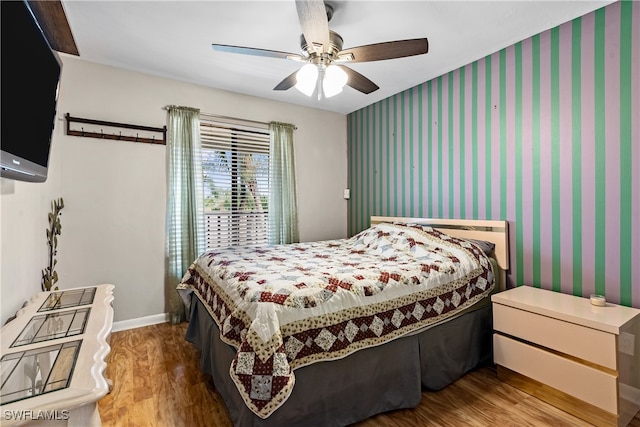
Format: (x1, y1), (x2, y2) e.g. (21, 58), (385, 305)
(200, 117), (270, 249)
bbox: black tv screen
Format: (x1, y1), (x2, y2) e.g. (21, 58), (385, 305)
(1, 0), (62, 182)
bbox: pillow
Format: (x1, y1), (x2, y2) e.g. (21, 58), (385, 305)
(404, 223), (494, 255)
(419, 223), (475, 230)
(466, 239), (495, 255)
(386, 222), (495, 255)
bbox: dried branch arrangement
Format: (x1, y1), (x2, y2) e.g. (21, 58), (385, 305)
(42, 197), (64, 291)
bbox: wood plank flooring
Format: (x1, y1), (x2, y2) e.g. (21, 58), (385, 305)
(98, 322), (640, 427)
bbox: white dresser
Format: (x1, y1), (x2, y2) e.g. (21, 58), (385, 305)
(492, 285), (640, 427)
(0, 285), (114, 426)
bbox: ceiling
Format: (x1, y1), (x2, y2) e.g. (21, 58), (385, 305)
(60, 0), (615, 115)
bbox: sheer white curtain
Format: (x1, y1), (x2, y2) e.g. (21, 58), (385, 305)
(268, 122), (299, 245)
(166, 106), (205, 323)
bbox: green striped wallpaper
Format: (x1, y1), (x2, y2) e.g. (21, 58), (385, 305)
(347, 1), (639, 307)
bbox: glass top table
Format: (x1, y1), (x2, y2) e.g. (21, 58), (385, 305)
(0, 284), (114, 427)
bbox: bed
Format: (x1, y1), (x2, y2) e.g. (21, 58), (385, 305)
(177, 216), (509, 426)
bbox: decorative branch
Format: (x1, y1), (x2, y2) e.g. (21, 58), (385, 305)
(42, 197), (64, 291)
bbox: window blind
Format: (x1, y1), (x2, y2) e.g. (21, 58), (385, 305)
(200, 117), (270, 249)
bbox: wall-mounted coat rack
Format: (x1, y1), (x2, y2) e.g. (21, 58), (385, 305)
(65, 113), (166, 145)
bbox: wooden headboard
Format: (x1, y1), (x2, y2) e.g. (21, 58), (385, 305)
(370, 216), (509, 271)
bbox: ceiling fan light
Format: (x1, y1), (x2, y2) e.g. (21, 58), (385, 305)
(323, 65), (348, 98)
(295, 64), (318, 96)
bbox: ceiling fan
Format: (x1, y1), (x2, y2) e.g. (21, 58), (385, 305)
(212, 0), (429, 100)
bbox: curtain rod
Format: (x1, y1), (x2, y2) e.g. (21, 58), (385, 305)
(199, 112), (268, 128)
(162, 105), (298, 129)
(162, 106), (268, 127)
(162, 107), (298, 130)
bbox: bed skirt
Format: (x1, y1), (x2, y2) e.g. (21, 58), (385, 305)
(185, 294), (493, 427)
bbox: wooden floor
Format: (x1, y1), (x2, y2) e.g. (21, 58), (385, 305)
(98, 322), (640, 427)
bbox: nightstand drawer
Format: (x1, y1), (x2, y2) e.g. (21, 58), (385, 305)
(493, 303), (617, 369)
(493, 333), (618, 414)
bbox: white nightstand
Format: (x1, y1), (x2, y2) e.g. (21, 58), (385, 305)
(492, 286), (640, 427)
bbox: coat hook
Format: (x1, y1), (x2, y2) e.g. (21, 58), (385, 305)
(118, 131), (122, 140)
(81, 127), (85, 137)
(136, 133), (139, 142)
(101, 129), (104, 138)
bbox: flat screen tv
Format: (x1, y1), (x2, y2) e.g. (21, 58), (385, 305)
(1, 0), (62, 183)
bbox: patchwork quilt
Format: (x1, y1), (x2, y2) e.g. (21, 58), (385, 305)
(177, 222), (495, 418)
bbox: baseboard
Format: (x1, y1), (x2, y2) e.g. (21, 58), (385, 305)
(112, 313), (169, 332)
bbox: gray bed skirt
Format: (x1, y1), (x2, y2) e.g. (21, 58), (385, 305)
(185, 295), (493, 427)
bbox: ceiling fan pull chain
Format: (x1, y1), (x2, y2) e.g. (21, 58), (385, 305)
(316, 67), (324, 101)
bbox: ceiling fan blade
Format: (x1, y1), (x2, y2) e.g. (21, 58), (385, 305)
(212, 44), (302, 61)
(338, 65), (379, 94)
(339, 38), (428, 63)
(295, 0), (330, 54)
(273, 70), (299, 91)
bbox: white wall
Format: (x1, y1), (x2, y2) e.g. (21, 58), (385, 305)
(0, 179), (60, 325)
(1, 55), (347, 324)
